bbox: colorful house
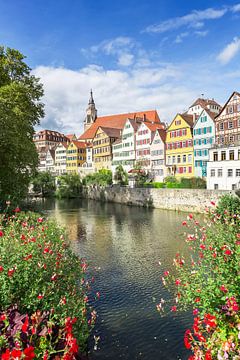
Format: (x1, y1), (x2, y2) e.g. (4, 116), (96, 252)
(66, 141), (86, 174)
(55, 142), (68, 175)
(215, 91), (240, 146)
(193, 109), (216, 178)
(93, 127), (121, 171)
(150, 129), (166, 182)
(165, 113), (194, 178)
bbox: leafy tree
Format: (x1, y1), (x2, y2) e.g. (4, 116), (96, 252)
(0, 47), (44, 207)
(133, 163), (149, 187)
(56, 173), (82, 198)
(114, 165), (128, 185)
(83, 169), (112, 186)
(32, 171), (56, 197)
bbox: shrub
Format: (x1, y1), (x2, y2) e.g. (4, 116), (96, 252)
(83, 169), (112, 186)
(0, 210), (95, 358)
(158, 203), (240, 359)
(114, 165), (128, 185)
(164, 176), (178, 183)
(215, 194), (240, 225)
(56, 173), (82, 199)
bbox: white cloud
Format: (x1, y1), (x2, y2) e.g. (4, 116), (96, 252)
(144, 7), (227, 33)
(175, 32), (189, 43)
(231, 3), (240, 12)
(117, 53), (134, 66)
(194, 30), (209, 37)
(33, 64), (195, 135)
(217, 37), (240, 64)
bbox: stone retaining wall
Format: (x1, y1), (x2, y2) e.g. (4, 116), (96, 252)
(82, 186), (233, 213)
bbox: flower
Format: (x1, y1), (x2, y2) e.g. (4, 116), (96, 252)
(182, 221), (187, 226)
(220, 285), (228, 293)
(175, 279), (181, 285)
(8, 268), (15, 277)
(163, 270), (170, 277)
(171, 306), (177, 312)
(193, 309), (199, 315)
(14, 207), (20, 213)
(22, 316), (29, 333)
(0, 265), (4, 272)
(210, 201), (216, 206)
(224, 249), (232, 256)
(37, 217), (43, 223)
(23, 346), (35, 359)
(0, 230), (3, 237)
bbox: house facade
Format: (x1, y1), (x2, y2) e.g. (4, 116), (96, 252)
(66, 141), (86, 174)
(150, 129), (166, 181)
(187, 97), (221, 116)
(45, 149), (55, 174)
(93, 127), (120, 171)
(207, 145), (240, 190)
(135, 122), (164, 171)
(55, 142), (68, 175)
(112, 118), (141, 173)
(193, 109), (216, 177)
(165, 114), (194, 178)
(215, 91), (240, 146)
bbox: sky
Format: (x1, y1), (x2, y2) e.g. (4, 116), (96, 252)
(1, 0), (240, 135)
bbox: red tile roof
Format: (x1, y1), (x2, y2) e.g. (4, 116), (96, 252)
(70, 140), (87, 149)
(156, 128), (166, 143)
(99, 127), (121, 138)
(66, 134), (76, 141)
(190, 98), (221, 109)
(180, 113), (194, 127)
(79, 110), (161, 140)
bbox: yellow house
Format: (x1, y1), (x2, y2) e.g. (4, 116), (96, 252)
(66, 141), (86, 174)
(93, 127), (121, 171)
(165, 113), (194, 178)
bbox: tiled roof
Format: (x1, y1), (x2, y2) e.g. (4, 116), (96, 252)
(190, 98), (221, 109)
(156, 129), (166, 143)
(70, 140), (87, 149)
(203, 108), (217, 120)
(99, 127), (121, 138)
(144, 122), (165, 132)
(180, 113), (194, 127)
(66, 134), (76, 141)
(79, 110), (161, 140)
(56, 142), (68, 149)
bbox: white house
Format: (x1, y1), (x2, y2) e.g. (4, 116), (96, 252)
(187, 97), (221, 116)
(136, 122), (164, 172)
(112, 118), (141, 174)
(55, 142), (67, 175)
(150, 129), (166, 182)
(45, 149), (55, 174)
(207, 145), (240, 190)
(80, 144), (94, 176)
(193, 109), (216, 178)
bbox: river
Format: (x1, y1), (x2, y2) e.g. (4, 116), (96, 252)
(41, 198), (193, 360)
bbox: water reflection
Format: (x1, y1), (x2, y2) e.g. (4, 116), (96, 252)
(41, 198), (194, 360)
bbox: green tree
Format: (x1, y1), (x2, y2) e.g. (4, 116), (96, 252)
(56, 173), (82, 198)
(114, 165), (128, 185)
(32, 171), (56, 197)
(0, 47), (44, 206)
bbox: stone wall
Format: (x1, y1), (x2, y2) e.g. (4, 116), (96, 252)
(82, 185), (233, 213)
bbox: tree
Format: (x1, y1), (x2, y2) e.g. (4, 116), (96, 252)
(114, 165), (128, 185)
(0, 47), (44, 206)
(55, 173), (82, 198)
(32, 172), (56, 197)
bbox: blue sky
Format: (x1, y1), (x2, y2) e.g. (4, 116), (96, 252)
(1, 0), (240, 134)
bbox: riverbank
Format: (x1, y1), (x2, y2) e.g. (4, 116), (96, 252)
(82, 185), (232, 213)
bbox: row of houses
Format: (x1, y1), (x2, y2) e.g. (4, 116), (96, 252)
(33, 90), (240, 190)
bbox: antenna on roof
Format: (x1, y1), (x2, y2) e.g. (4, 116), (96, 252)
(201, 93), (204, 98)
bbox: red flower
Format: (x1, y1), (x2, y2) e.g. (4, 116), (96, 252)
(193, 309), (199, 315)
(0, 265), (4, 272)
(171, 306), (177, 312)
(175, 279), (181, 285)
(224, 249), (232, 255)
(184, 329), (192, 349)
(14, 207), (20, 213)
(188, 213), (193, 219)
(23, 346), (35, 359)
(51, 273), (57, 281)
(43, 351), (49, 360)
(37, 217), (43, 223)
(11, 349), (22, 359)
(8, 268), (15, 277)
(37, 294), (44, 299)
(210, 201), (215, 206)
(220, 285), (228, 293)
(195, 297), (200, 303)
(2, 349), (11, 360)
(182, 221), (187, 226)
(0, 314), (6, 321)
(0, 230), (3, 237)
(205, 350), (212, 360)
(22, 316), (29, 333)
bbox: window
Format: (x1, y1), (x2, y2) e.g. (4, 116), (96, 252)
(228, 169), (233, 177)
(236, 169), (240, 177)
(177, 155), (181, 163)
(221, 151), (226, 161)
(218, 169), (223, 177)
(188, 166), (192, 173)
(229, 135), (234, 143)
(188, 154), (192, 163)
(167, 156), (171, 165)
(210, 169), (215, 177)
(183, 155), (186, 163)
(229, 150), (234, 160)
(214, 184), (219, 190)
(213, 152), (218, 161)
(232, 184), (237, 190)
(219, 123), (224, 131)
(228, 121), (233, 129)
(228, 106), (233, 113)
(172, 156), (176, 164)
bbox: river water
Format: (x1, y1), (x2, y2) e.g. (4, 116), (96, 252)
(41, 198), (193, 360)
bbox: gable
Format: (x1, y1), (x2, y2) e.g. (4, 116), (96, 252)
(215, 91), (240, 119)
(168, 114), (191, 131)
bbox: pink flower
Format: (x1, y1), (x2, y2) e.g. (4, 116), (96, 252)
(37, 217), (43, 223)
(0, 230), (3, 237)
(171, 306), (177, 312)
(175, 279), (181, 285)
(163, 270), (170, 277)
(182, 221), (187, 226)
(193, 309), (199, 315)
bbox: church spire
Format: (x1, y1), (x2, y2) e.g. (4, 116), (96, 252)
(84, 89), (97, 132)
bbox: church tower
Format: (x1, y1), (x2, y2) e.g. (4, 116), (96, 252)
(84, 90), (97, 132)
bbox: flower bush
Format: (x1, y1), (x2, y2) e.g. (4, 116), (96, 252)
(0, 210), (96, 359)
(158, 201), (240, 359)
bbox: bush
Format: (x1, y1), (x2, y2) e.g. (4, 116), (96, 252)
(56, 173), (82, 199)
(83, 169), (112, 186)
(164, 176), (178, 183)
(114, 165), (128, 185)
(215, 194), (240, 225)
(158, 203), (240, 359)
(0, 210), (95, 358)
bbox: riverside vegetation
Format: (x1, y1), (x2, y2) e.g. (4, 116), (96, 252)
(158, 194), (240, 359)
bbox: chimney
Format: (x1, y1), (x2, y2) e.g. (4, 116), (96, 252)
(143, 113), (146, 122)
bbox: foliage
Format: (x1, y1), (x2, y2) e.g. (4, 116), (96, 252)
(0, 209), (96, 358)
(158, 203), (240, 359)
(114, 165), (128, 185)
(143, 182), (165, 188)
(56, 173), (82, 199)
(215, 194), (240, 225)
(0, 47), (44, 206)
(83, 169), (112, 186)
(133, 163), (149, 187)
(31, 172), (56, 197)
(162, 177), (206, 189)
(164, 176), (178, 183)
